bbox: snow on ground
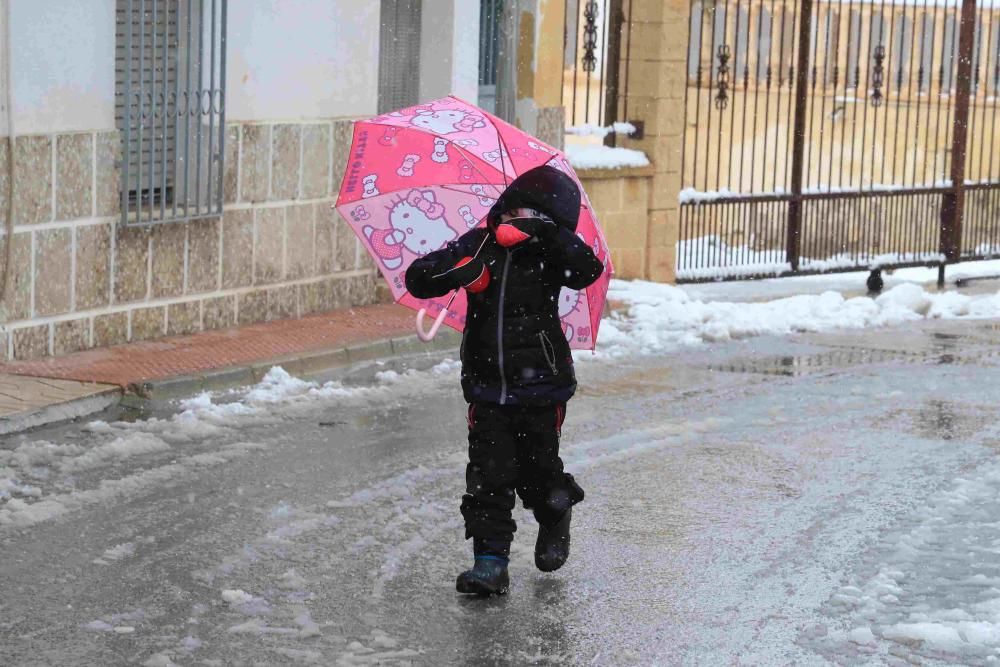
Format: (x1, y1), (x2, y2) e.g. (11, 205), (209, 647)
(600, 278), (1000, 357)
(682, 259), (1000, 303)
(809, 458), (1000, 664)
(0, 362), (463, 529)
(4, 272), (1000, 531)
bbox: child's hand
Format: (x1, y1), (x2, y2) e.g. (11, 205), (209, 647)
(495, 215), (558, 247)
(445, 257), (490, 293)
(513, 215), (557, 240)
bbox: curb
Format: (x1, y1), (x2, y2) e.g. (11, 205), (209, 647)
(0, 386), (123, 436)
(128, 329), (463, 400)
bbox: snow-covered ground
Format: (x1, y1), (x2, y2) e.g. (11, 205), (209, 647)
(5, 273), (1000, 528)
(601, 273), (1000, 356)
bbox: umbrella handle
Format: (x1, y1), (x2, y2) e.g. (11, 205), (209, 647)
(415, 307), (449, 342)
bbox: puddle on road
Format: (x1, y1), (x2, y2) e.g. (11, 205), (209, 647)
(711, 326), (1000, 377)
(709, 348), (927, 377)
(876, 399), (990, 442)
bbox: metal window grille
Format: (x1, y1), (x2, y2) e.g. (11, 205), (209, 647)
(115, 0), (227, 225)
(378, 0), (422, 114)
(479, 0), (502, 113)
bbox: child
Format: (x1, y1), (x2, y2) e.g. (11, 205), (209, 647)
(405, 165), (604, 596)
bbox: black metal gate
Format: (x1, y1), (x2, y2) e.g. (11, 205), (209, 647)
(678, 0), (1000, 282)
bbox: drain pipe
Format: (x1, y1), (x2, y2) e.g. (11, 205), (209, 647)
(0, 0), (13, 321)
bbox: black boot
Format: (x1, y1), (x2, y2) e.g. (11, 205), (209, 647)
(535, 507), (571, 572)
(456, 557), (510, 596)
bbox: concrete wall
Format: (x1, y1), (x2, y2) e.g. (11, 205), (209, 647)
(8, 0), (117, 134)
(226, 0), (381, 121)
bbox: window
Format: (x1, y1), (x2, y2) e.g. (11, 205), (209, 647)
(846, 10), (861, 89)
(892, 13), (912, 83)
(943, 14), (957, 92)
(378, 0), (423, 114)
(756, 6), (771, 82)
(918, 12), (933, 93)
(688, 2), (703, 82)
(734, 4), (749, 82)
(115, 0), (227, 225)
(480, 0), (502, 113)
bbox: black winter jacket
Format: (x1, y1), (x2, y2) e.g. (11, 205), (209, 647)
(405, 226), (603, 406)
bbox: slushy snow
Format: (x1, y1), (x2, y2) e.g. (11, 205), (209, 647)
(812, 459), (1000, 663)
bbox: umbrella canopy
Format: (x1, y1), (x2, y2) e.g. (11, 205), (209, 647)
(335, 96), (613, 350)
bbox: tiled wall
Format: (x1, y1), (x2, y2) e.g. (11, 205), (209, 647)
(0, 120), (380, 361)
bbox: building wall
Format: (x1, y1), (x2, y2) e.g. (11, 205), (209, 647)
(0, 121), (379, 361)
(0, 0), (528, 361)
(8, 0), (117, 134)
(226, 0), (381, 122)
(0, 1), (394, 361)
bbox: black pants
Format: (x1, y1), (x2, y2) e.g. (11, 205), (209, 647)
(460, 402), (584, 558)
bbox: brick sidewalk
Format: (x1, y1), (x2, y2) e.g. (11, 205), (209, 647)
(0, 304), (421, 388)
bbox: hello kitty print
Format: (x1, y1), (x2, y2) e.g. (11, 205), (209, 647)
(363, 190), (458, 271)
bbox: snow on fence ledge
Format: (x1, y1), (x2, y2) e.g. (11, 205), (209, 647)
(675, 235), (946, 280)
(566, 144), (650, 171)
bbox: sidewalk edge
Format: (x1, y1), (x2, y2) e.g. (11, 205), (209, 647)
(0, 387), (123, 436)
(133, 330), (462, 400)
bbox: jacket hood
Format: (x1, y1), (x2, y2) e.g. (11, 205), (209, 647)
(488, 165), (581, 232)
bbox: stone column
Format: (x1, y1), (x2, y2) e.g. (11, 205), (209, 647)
(620, 0), (688, 283)
(499, 0), (566, 149)
(418, 0), (481, 104)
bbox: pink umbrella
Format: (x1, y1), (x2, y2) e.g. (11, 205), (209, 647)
(335, 96), (613, 350)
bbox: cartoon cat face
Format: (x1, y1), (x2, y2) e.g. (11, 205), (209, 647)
(558, 287), (582, 319)
(388, 191), (457, 256)
(410, 109), (483, 135)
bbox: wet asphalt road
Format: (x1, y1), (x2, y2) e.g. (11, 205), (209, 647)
(3, 319), (1000, 665)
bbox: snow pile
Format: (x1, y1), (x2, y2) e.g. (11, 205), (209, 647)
(102, 542), (136, 561)
(598, 279), (1000, 356)
(0, 477), (41, 500)
(374, 358), (460, 384)
(565, 144), (650, 170)
(58, 433), (170, 472)
(817, 459), (1000, 663)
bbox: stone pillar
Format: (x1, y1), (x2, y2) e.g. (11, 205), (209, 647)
(500, 0), (566, 149)
(620, 0), (688, 283)
(418, 0), (481, 104)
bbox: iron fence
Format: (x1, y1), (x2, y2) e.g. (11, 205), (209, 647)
(678, 0), (1000, 282)
(562, 0), (632, 140)
(115, 0), (227, 226)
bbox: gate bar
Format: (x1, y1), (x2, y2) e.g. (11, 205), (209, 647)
(786, 0), (813, 271)
(941, 0), (977, 262)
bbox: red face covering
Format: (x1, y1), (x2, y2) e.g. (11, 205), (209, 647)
(493, 208), (542, 248)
